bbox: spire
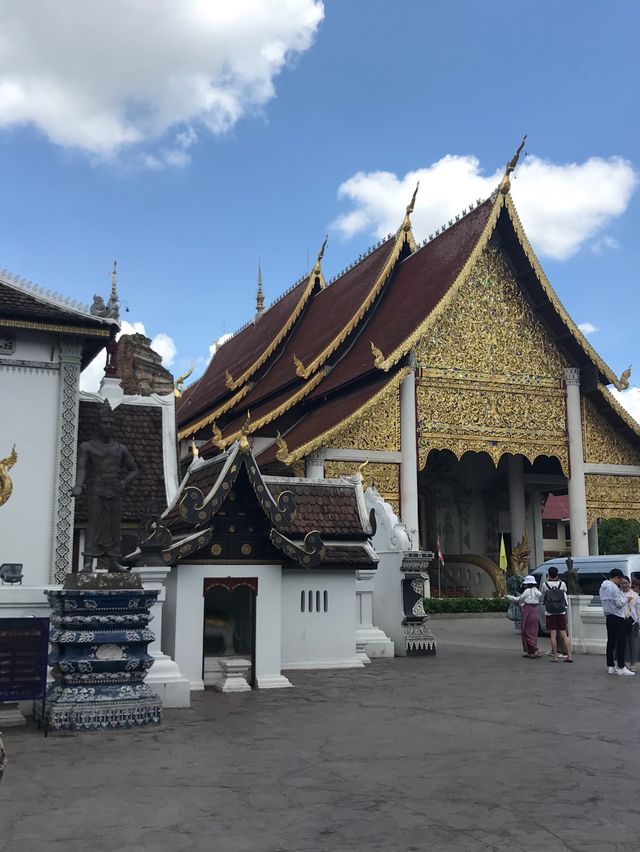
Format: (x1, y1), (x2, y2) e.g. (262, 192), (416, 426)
(255, 260), (264, 319)
(499, 135), (527, 195)
(401, 181), (420, 232)
(107, 260), (120, 320)
(310, 236), (328, 289)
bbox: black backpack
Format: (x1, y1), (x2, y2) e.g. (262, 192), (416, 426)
(544, 582), (566, 614)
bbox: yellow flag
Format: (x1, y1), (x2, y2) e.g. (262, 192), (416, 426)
(499, 533), (508, 571)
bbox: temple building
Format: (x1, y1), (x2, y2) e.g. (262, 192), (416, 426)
(176, 146), (640, 595)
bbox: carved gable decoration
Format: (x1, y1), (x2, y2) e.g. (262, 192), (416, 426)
(324, 461), (400, 515)
(586, 474), (640, 526)
(415, 243), (569, 472)
(325, 381), (400, 453)
(582, 397), (640, 466)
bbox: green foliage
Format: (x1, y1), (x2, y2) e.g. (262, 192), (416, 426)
(598, 517), (640, 555)
(423, 597), (509, 614)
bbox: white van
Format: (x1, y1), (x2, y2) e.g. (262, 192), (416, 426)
(532, 555), (640, 597)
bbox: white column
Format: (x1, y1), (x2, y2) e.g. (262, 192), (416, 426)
(507, 455), (526, 548)
(588, 521), (600, 555)
(355, 568), (394, 658)
(531, 490), (545, 567)
(565, 368), (589, 556)
(305, 448), (325, 479)
(136, 564), (191, 708)
(400, 366), (419, 548)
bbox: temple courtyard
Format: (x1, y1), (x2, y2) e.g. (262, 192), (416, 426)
(1, 617), (638, 852)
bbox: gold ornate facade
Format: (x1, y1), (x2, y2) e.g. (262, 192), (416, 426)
(324, 460), (400, 515)
(586, 474), (640, 526)
(582, 397), (640, 466)
(415, 243), (569, 472)
(325, 383), (400, 453)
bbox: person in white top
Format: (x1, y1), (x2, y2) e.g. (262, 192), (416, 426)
(599, 568), (635, 676)
(541, 565), (573, 663)
(507, 575), (542, 658)
(620, 576), (638, 671)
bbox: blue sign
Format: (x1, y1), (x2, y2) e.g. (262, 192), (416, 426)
(0, 618), (49, 702)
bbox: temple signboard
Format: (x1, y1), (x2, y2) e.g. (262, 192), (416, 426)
(0, 618), (49, 702)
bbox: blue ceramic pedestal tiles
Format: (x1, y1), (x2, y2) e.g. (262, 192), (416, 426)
(43, 573), (162, 731)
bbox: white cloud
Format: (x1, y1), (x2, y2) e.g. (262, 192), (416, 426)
(332, 154), (637, 261)
(209, 333), (233, 363)
(591, 235), (620, 255)
(611, 386), (640, 426)
(79, 319), (176, 391)
(0, 1), (324, 157)
(577, 322), (599, 336)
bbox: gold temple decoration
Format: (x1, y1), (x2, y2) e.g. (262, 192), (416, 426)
(415, 243), (569, 472)
(499, 135), (527, 195)
(174, 364), (194, 398)
(311, 236), (328, 288)
(401, 181), (420, 232)
(326, 376), (402, 453)
(178, 383), (252, 440)
(582, 394), (640, 466)
(225, 369), (234, 390)
(277, 366), (410, 465)
(110, 260), (118, 303)
(255, 260), (264, 318)
(357, 459), (370, 478)
(586, 474), (640, 526)
(619, 366), (632, 390)
(370, 341), (384, 366)
(0, 446), (18, 509)
(293, 354), (305, 377)
(190, 438), (199, 458)
(510, 529), (530, 576)
(325, 460), (400, 515)
(211, 422), (225, 449)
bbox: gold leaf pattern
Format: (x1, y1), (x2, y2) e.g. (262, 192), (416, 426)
(586, 474), (640, 525)
(325, 384), (400, 453)
(324, 460), (400, 515)
(582, 397), (640, 466)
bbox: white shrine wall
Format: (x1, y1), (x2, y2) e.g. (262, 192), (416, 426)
(0, 330), (60, 585)
(281, 570), (363, 669)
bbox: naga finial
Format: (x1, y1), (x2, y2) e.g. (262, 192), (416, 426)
(225, 369), (234, 389)
(190, 437), (199, 458)
(0, 445), (18, 509)
(275, 431), (289, 462)
(402, 181), (420, 232)
(293, 354), (305, 377)
(174, 364), (194, 398)
(499, 135), (527, 195)
(370, 341), (384, 366)
(211, 422), (225, 449)
(619, 365), (632, 390)
(357, 458), (369, 480)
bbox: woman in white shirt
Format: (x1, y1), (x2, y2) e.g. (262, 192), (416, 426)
(507, 574), (543, 658)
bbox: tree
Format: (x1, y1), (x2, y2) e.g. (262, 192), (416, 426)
(598, 518), (640, 554)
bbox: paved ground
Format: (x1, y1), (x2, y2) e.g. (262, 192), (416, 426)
(1, 617), (639, 852)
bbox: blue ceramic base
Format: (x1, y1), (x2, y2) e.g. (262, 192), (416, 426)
(42, 581), (162, 731)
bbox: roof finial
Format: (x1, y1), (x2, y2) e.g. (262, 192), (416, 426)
(255, 259), (264, 319)
(312, 235), (328, 273)
(402, 181), (419, 232)
(499, 135), (527, 195)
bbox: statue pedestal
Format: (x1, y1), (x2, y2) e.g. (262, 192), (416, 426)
(214, 659), (252, 693)
(40, 573), (162, 731)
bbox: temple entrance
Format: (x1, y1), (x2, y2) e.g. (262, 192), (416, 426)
(202, 578), (257, 687)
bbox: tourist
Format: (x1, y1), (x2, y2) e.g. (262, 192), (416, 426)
(541, 565), (573, 663)
(621, 576), (639, 671)
(599, 569), (635, 676)
(507, 574), (542, 658)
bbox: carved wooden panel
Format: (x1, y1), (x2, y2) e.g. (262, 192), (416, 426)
(415, 242), (569, 473)
(324, 460), (400, 515)
(582, 397), (640, 466)
(586, 474), (640, 525)
(325, 383), (400, 452)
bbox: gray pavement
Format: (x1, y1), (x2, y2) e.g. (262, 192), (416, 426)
(1, 617), (639, 852)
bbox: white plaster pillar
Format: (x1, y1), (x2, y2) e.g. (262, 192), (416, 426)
(355, 568), (394, 658)
(530, 491), (545, 568)
(136, 564), (191, 707)
(98, 375), (125, 407)
(507, 455), (526, 549)
(400, 364), (419, 548)
(565, 368), (589, 556)
(305, 448), (326, 479)
(588, 521), (600, 556)
(51, 339), (82, 583)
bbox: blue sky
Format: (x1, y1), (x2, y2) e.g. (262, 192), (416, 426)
(0, 1), (638, 411)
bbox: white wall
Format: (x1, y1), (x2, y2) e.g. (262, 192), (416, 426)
(281, 570), (362, 669)
(0, 331), (60, 585)
(163, 562), (291, 690)
(442, 561), (496, 597)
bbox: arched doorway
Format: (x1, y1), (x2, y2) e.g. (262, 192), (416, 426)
(202, 578), (257, 686)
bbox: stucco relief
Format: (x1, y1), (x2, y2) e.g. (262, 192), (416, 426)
(586, 474), (640, 525)
(415, 243), (569, 472)
(582, 397), (640, 466)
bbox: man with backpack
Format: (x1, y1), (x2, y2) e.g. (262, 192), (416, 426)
(542, 565), (573, 663)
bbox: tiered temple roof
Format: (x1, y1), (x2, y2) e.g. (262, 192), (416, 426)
(177, 152), (638, 470)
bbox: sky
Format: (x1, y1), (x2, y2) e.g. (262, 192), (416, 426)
(0, 1), (639, 417)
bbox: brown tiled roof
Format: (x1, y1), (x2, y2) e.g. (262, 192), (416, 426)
(162, 457), (226, 528)
(238, 237), (397, 410)
(177, 276), (311, 428)
(74, 401), (167, 524)
(266, 479), (368, 539)
(257, 371), (402, 465)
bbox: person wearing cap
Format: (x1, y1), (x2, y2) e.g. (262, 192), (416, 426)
(507, 574), (543, 658)
(599, 568), (635, 676)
